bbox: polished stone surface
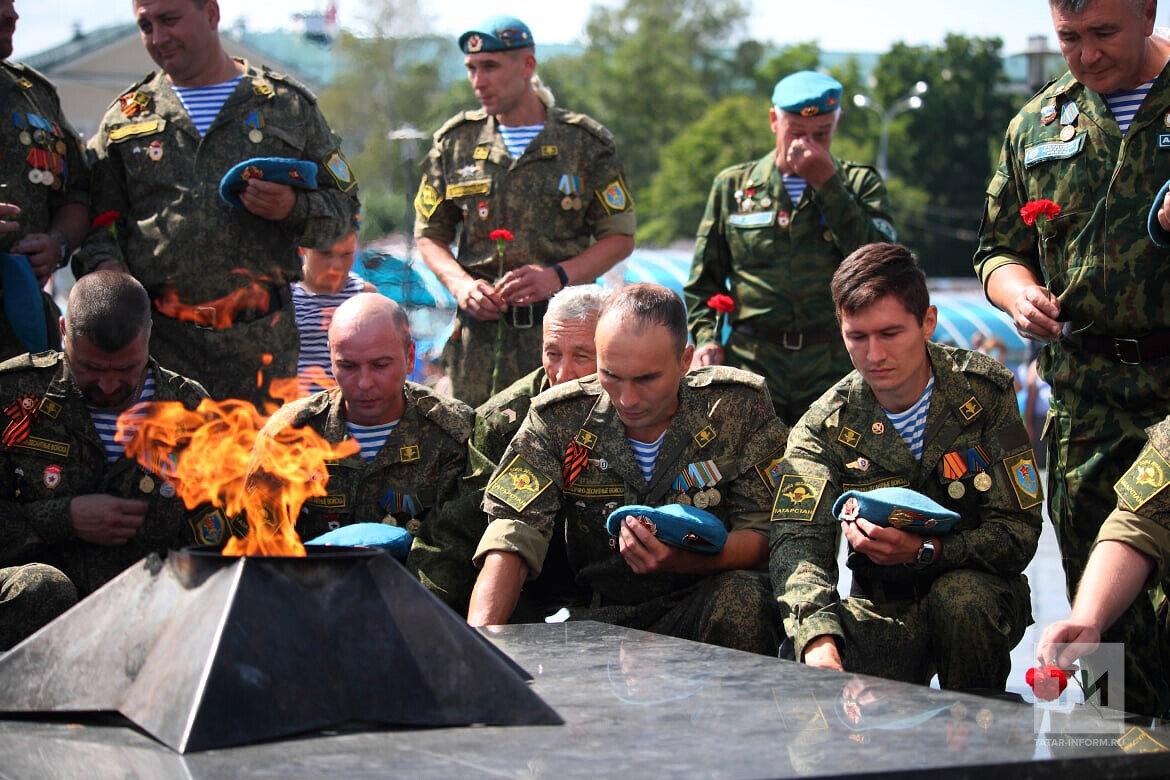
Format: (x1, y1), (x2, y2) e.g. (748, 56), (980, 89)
(1, 621), (1168, 778)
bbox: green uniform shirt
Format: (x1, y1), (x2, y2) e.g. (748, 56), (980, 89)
(477, 366), (788, 607)
(686, 150), (894, 348)
(0, 352), (211, 595)
(253, 381), (472, 541)
(770, 343), (1042, 658)
(414, 106), (635, 279)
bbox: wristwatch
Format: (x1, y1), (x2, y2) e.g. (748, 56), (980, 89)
(914, 538), (937, 568)
(553, 264), (569, 290)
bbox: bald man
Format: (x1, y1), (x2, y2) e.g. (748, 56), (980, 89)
(249, 293), (473, 543)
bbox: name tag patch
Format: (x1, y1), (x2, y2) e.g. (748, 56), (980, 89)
(728, 211), (776, 228)
(1023, 134), (1086, 167)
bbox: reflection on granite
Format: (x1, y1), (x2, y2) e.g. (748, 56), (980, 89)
(1, 621), (1168, 778)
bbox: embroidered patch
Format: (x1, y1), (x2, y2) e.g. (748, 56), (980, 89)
(414, 182), (441, 220)
(574, 429), (598, 449)
(837, 427), (861, 448)
(445, 179), (491, 198)
(108, 119), (163, 142)
(325, 152), (356, 191)
(487, 454), (553, 512)
(693, 425), (717, 448)
(540, 145), (558, 158)
(13, 436), (70, 457)
(958, 397), (983, 422)
(1114, 444), (1170, 512)
(872, 218), (897, 241)
(190, 508), (227, 545)
(563, 482), (625, 499)
(596, 177), (631, 214)
(1023, 134), (1086, 167)
(770, 474), (826, 522)
(473, 145), (490, 160)
(728, 212), (776, 228)
(37, 397), (61, 419)
(754, 455), (784, 491)
(1003, 449), (1043, 509)
(842, 476), (911, 492)
(400, 444), (420, 463)
(305, 494), (347, 508)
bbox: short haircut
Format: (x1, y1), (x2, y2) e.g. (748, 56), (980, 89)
(66, 271), (152, 352)
(831, 243), (930, 325)
(1049, 0), (1146, 15)
(546, 285), (607, 325)
(598, 283), (688, 355)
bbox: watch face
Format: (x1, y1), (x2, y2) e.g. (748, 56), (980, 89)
(917, 541), (935, 565)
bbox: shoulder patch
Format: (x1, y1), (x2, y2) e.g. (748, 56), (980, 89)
(595, 177), (632, 214)
(754, 454), (784, 491)
(433, 109), (487, 141)
(1115, 444), (1170, 513)
(771, 474), (826, 522)
(324, 151), (357, 191)
(486, 454), (553, 512)
(414, 182), (441, 220)
(1003, 449), (1043, 510)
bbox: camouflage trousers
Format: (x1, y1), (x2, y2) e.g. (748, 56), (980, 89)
(443, 311), (544, 409)
(570, 570), (783, 656)
(837, 570), (1031, 690)
(1043, 346), (1170, 717)
(0, 563), (77, 650)
(725, 329), (854, 427)
(149, 303), (299, 410)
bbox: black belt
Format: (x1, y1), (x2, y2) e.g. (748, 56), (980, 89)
(735, 323), (836, 350)
(152, 285), (286, 329)
(460, 299), (548, 329)
(1077, 329), (1170, 365)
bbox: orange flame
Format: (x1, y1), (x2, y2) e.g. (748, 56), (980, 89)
(117, 397), (357, 556)
(152, 272), (279, 330)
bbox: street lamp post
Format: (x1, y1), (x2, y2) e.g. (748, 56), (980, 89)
(388, 125), (429, 256)
(852, 80), (928, 179)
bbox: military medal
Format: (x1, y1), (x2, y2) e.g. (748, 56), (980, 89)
(948, 481), (966, 499)
(1164, 108), (1170, 128)
(1059, 125), (1076, 142)
(1040, 104), (1057, 125)
(160, 482), (176, 499)
(973, 472), (992, 492)
(675, 492), (691, 506)
(477, 200), (489, 220)
(139, 475), (155, 493)
(673, 460), (722, 510)
(759, 196), (772, 209)
(148, 140), (164, 161)
(777, 211), (790, 228)
(561, 196), (573, 210)
(704, 487), (721, 507)
(18, 130), (30, 145)
(27, 168), (41, 184)
(872, 422), (885, 435)
(822, 228), (833, 242)
(43, 464), (61, 489)
(693, 490), (710, 509)
(967, 446), (993, 491)
(245, 111), (265, 143)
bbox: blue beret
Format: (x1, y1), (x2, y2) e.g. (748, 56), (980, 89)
(771, 71), (843, 117)
(605, 504), (727, 554)
(832, 487), (959, 535)
(0, 254), (48, 352)
(305, 522), (412, 560)
(218, 157), (318, 209)
(459, 15), (534, 54)
(1149, 178), (1170, 248)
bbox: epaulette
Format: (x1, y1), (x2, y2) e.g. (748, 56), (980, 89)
(686, 365), (767, 393)
(104, 72), (158, 112)
(433, 109), (488, 142)
(5, 61), (58, 95)
(555, 109), (615, 145)
(261, 65), (319, 103)
(155, 363), (210, 406)
(529, 374), (601, 413)
(0, 350), (60, 374)
(838, 158), (881, 178)
(949, 345), (1016, 391)
(410, 382), (474, 442)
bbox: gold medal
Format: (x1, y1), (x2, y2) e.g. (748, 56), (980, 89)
(249, 128), (263, 143)
(561, 195), (573, 210)
(706, 487), (721, 507)
(573, 195), (583, 210)
(676, 492), (691, 506)
(822, 228), (833, 242)
(973, 472), (992, 492)
(55, 140), (66, 155)
(1059, 125), (1076, 142)
(948, 481), (966, 499)
(139, 475), (155, 493)
(18, 130), (30, 145)
(693, 490), (710, 509)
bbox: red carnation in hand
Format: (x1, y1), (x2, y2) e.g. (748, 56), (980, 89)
(91, 210), (120, 229)
(490, 228), (514, 280)
(1019, 199), (1061, 226)
(1026, 663), (1069, 701)
(489, 228), (514, 242)
(706, 294), (735, 313)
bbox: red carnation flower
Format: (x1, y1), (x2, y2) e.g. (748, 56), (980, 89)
(489, 228), (514, 242)
(706, 294), (735, 313)
(1020, 199), (1061, 226)
(92, 210), (120, 229)
(1026, 663), (1069, 701)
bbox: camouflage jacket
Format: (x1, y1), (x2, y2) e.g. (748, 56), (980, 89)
(409, 366), (549, 608)
(0, 352), (212, 595)
(686, 150), (894, 347)
(254, 381), (473, 541)
(974, 63), (1170, 335)
(79, 60), (359, 301)
(770, 343), (1042, 657)
(478, 366), (789, 606)
(413, 106), (636, 280)
(1100, 415), (1170, 587)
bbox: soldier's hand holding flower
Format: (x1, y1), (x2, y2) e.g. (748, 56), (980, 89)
(455, 276), (506, 321)
(495, 263), (560, 306)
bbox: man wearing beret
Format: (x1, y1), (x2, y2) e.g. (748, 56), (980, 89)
(0, 0), (90, 362)
(416, 15), (635, 408)
(78, 0), (359, 408)
(1, 271), (213, 648)
(467, 283), (787, 655)
(686, 71), (895, 426)
(974, 0), (1170, 716)
(771, 243), (1041, 690)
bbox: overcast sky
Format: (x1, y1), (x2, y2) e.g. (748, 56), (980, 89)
(12, 1), (1076, 61)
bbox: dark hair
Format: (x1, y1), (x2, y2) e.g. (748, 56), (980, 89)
(831, 243), (929, 324)
(1049, 0), (1147, 15)
(599, 283), (688, 355)
(66, 271), (152, 352)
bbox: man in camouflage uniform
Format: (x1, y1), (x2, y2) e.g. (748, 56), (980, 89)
(772, 244), (1040, 690)
(415, 15), (634, 408)
(0, 0), (90, 361)
(410, 285), (606, 617)
(686, 71), (895, 424)
(78, 0), (359, 408)
(974, 0), (1170, 715)
(468, 284), (787, 655)
(252, 294), (472, 544)
(0, 271), (211, 647)
(1039, 415), (1170, 673)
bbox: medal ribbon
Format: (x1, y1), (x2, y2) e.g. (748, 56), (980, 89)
(942, 451), (967, 481)
(967, 446), (991, 474)
(1, 394), (38, 447)
(562, 440), (590, 489)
